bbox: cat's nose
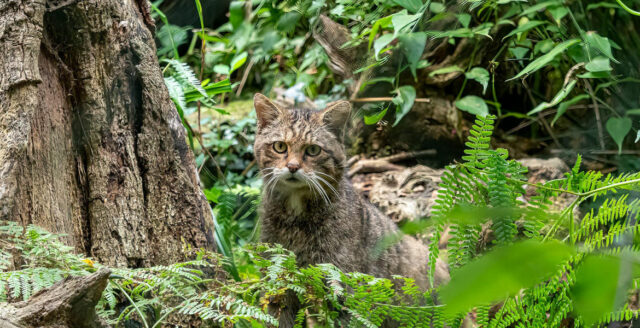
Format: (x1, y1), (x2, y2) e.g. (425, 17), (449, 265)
(286, 162), (300, 173)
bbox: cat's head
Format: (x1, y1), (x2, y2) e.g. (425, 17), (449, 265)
(253, 93), (351, 201)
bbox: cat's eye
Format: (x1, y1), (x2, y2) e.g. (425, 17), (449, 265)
(273, 141), (287, 153)
(305, 145), (321, 156)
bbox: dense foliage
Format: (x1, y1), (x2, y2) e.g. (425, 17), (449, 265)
(3, 116), (640, 326)
(3, 0), (640, 327)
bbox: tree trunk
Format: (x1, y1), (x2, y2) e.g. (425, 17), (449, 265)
(0, 0), (214, 266)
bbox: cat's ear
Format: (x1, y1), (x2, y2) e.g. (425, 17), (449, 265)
(320, 100), (351, 140)
(254, 93), (283, 129)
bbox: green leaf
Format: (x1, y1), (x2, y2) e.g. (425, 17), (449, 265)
(364, 106), (389, 125)
(572, 254), (640, 326)
(519, 0), (562, 16)
(456, 13), (471, 28)
(368, 16), (393, 51)
(548, 5), (569, 22)
(636, 130), (640, 143)
(374, 34), (395, 60)
(585, 32), (618, 63)
(429, 65), (463, 77)
(465, 67), (490, 94)
(552, 94), (589, 126)
(429, 2), (446, 13)
(229, 1), (245, 29)
(626, 109), (640, 115)
(398, 32), (427, 78)
(392, 11), (421, 35)
(213, 64), (230, 75)
(585, 56), (612, 72)
(230, 52), (248, 74)
(502, 20), (546, 41)
(276, 11), (301, 32)
(441, 240), (575, 315)
(392, 0), (423, 13)
(455, 96), (489, 117)
(392, 86), (416, 126)
(528, 79), (577, 115)
(534, 39), (554, 54)
(507, 39), (580, 81)
(577, 71), (611, 79)
(606, 117), (632, 154)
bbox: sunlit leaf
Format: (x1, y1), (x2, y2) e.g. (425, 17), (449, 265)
(230, 52), (248, 74)
(364, 106), (389, 125)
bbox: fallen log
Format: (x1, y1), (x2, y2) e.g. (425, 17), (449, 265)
(0, 269), (110, 328)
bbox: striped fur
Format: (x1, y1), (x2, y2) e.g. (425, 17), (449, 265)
(253, 94), (449, 327)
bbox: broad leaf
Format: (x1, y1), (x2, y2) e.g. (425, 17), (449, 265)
(230, 52), (248, 74)
(398, 32), (427, 78)
(374, 34), (395, 60)
(392, 86), (416, 126)
(392, 11), (421, 35)
(392, 0), (423, 13)
(572, 254), (640, 326)
(455, 96), (489, 117)
(441, 240), (575, 315)
(585, 56), (612, 72)
(585, 32), (618, 63)
(465, 67), (490, 94)
(507, 39), (580, 81)
(606, 117), (632, 154)
(364, 106), (389, 125)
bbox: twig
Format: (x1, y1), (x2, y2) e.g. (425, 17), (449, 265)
(240, 159), (256, 177)
(377, 149), (437, 163)
(584, 81), (606, 150)
(522, 79), (562, 148)
(235, 57), (255, 97)
(563, 62), (584, 86)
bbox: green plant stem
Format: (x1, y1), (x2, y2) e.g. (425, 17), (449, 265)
(615, 0), (640, 16)
(113, 281), (150, 328)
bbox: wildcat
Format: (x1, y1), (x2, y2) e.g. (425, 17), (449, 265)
(253, 93), (449, 327)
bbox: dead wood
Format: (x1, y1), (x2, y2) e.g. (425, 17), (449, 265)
(0, 269), (111, 328)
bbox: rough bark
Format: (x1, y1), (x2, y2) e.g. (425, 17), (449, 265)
(0, 0), (214, 266)
(0, 268), (110, 328)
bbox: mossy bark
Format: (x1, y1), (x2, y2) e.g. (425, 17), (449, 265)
(0, 0), (214, 266)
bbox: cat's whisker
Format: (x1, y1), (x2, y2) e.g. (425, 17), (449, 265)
(309, 175), (331, 205)
(313, 173), (339, 199)
(314, 171), (338, 184)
